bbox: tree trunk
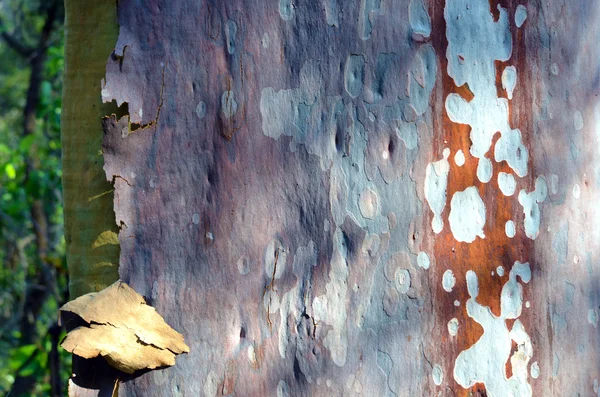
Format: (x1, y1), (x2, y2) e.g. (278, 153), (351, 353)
(62, 0), (120, 298)
(62, 0), (600, 396)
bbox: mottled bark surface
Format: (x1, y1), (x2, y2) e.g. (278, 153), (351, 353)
(65, 0), (600, 395)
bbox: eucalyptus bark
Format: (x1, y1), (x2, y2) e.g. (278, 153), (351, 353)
(63, 1), (600, 396)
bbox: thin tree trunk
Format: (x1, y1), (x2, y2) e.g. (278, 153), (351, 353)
(61, 0), (120, 298)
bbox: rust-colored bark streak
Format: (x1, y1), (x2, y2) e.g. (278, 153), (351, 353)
(428, 1), (536, 395)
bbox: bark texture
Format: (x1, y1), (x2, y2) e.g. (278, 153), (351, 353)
(65, 0), (600, 396)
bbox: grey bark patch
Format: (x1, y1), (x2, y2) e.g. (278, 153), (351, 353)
(279, 0), (295, 21)
(409, 44), (437, 116)
(409, 0), (431, 38)
(344, 54), (365, 98)
(359, 0), (381, 40)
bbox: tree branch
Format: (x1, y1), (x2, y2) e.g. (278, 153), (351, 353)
(0, 16), (34, 57)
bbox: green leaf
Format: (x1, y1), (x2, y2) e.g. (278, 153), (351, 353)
(9, 344), (37, 371)
(19, 135), (35, 153)
(4, 163), (16, 179)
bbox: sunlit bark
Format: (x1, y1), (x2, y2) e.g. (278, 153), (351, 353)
(64, 1), (600, 396)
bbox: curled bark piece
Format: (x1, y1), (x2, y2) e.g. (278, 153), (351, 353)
(60, 280), (189, 374)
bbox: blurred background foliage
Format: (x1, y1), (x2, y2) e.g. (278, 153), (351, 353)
(0, 0), (70, 395)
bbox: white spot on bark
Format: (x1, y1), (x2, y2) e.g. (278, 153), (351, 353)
(530, 361), (539, 379)
(195, 101), (206, 119)
(518, 176), (547, 240)
(449, 187), (486, 243)
(505, 220), (516, 238)
(495, 128), (528, 178)
(515, 5), (527, 28)
(498, 172), (517, 196)
(432, 364), (444, 386)
(454, 262), (533, 396)
(455, 149), (465, 166)
(425, 148), (450, 233)
(501, 66), (517, 100)
(247, 345), (257, 364)
(477, 156), (493, 183)
(466, 270), (479, 298)
(573, 183), (581, 199)
(417, 252), (430, 270)
(442, 270), (456, 292)
(445, 0), (529, 179)
(448, 318), (459, 336)
(497, 266), (505, 277)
